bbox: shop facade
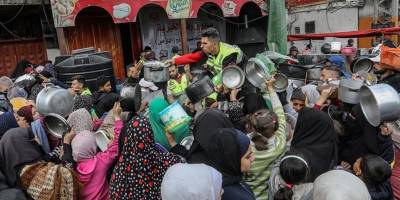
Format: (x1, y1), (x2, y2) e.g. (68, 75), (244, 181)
(51, 0), (267, 80)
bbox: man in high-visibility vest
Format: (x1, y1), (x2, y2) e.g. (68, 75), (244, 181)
(167, 27), (244, 76)
(167, 64), (190, 103)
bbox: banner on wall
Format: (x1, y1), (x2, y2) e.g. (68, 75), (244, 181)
(166, 0), (192, 19)
(139, 6), (226, 59)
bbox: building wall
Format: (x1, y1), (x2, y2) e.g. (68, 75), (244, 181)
(288, 3), (359, 54)
(0, 39), (47, 76)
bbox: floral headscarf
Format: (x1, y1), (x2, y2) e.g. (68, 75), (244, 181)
(67, 108), (93, 134)
(110, 116), (182, 200)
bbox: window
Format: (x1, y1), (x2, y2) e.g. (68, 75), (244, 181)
(294, 26), (300, 34)
(305, 21), (315, 33)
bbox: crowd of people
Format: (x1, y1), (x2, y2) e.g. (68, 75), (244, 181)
(0, 27), (399, 200)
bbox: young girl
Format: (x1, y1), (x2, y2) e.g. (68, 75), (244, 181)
(273, 150), (313, 200)
(69, 102), (123, 200)
(353, 154), (393, 200)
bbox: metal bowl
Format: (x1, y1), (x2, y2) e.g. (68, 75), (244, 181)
(222, 65), (245, 89)
(360, 84), (400, 126)
(180, 135), (194, 151)
(43, 113), (71, 138)
(273, 73), (289, 92)
(350, 57), (373, 73)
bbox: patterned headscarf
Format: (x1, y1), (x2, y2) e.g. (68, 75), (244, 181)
(110, 116), (182, 200)
(20, 162), (82, 200)
(67, 108), (93, 134)
(72, 95), (93, 112)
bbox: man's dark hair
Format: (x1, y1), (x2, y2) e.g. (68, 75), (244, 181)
(144, 46), (152, 52)
(96, 75), (110, 88)
(201, 27), (220, 42)
(71, 75), (86, 86)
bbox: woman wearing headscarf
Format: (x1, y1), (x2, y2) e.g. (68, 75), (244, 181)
(161, 163), (223, 200)
(148, 98), (189, 151)
(109, 116), (182, 199)
(291, 108), (337, 181)
(67, 108), (93, 134)
(339, 104), (394, 166)
(0, 127), (81, 200)
(11, 60), (32, 79)
(0, 112), (18, 139)
(0, 128), (42, 186)
(70, 102), (123, 200)
(72, 94), (93, 112)
(186, 109), (234, 163)
(207, 128), (255, 200)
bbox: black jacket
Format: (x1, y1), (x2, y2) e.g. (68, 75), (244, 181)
(222, 182), (256, 200)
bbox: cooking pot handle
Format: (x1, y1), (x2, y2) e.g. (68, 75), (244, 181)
(43, 83), (56, 91)
(348, 88), (360, 92)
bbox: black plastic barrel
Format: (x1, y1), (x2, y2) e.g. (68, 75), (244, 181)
(54, 47), (115, 92)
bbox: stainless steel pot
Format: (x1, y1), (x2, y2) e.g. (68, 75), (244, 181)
(338, 79), (363, 104)
(14, 74), (36, 88)
(185, 76), (214, 103)
(306, 67), (322, 81)
(244, 58), (272, 88)
(222, 65), (245, 89)
(360, 84), (400, 126)
(36, 84), (73, 117)
(120, 84), (142, 112)
(273, 73), (289, 92)
(180, 135), (194, 151)
(144, 61), (169, 83)
(43, 113), (71, 138)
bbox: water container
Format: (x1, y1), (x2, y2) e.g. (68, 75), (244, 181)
(55, 48), (115, 91)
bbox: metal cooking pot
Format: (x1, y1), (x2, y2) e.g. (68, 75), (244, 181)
(244, 58), (272, 88)
(359, 84), (400, 127)
(222, 65), (245, 89)
(350, 57), (373, 73)
(273, 73), (289, 92)
(338, 79), (363, 104)
(36, 84), (73, 117)
(14, 74), (36, 88)
(120, 84), (142, 112)
(185, 76), (214, 103)
(43, 113), (71, 138)
(144, 61), (169, 83)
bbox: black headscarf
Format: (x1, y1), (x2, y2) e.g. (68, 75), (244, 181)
(340, 104), (393, 164)
(291, 108), (337, 181)
(0, 128), (43, 186)
(93, 92), (120, 117)
(242, 93), (267, 115)
(187, 109), (234, 163)
(207, 128), (250, 186)
(11, 60), (32, 79)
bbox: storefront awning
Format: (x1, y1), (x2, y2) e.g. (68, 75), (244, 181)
(288, 26), (400, 41)
(51, 0), (267, 28)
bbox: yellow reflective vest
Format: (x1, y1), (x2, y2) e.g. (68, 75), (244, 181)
(206, 42), (243, 74)
(168, 74), (189, 96)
